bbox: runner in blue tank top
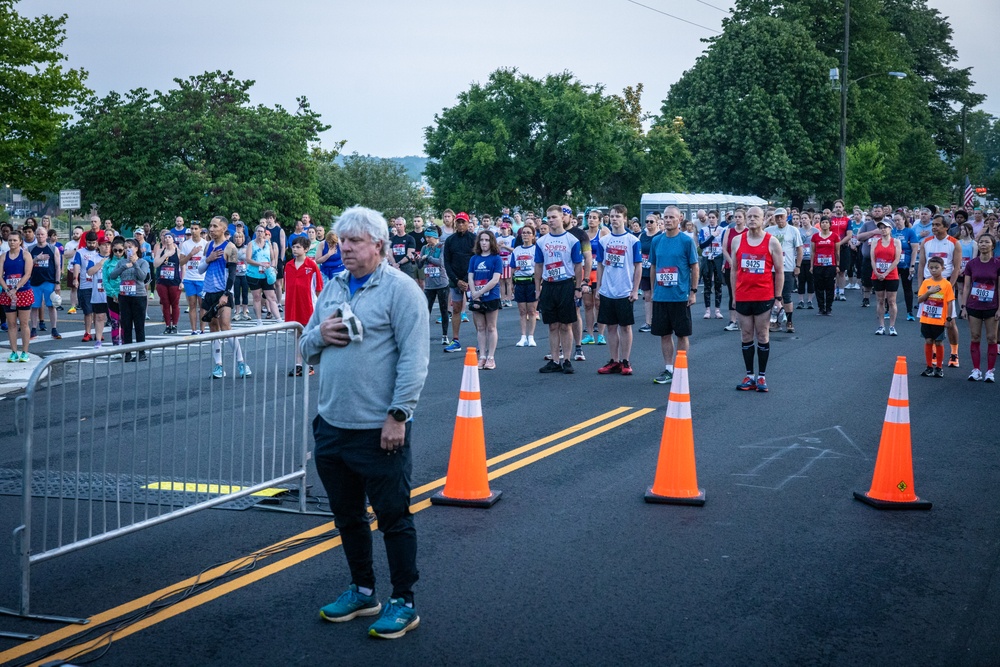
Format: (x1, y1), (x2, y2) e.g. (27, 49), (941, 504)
(198, 217), (251, 379)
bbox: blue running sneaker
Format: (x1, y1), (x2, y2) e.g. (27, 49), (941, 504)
(237, 362), (252, 378)
(755, 376), (769, 392)
(906, 312), (915, 321)
(212, 364), (225, 379)
(368, 598), (419, 639)
(596, 334), (607, 345)
(443, 340), (462, 353)
(581, 334), (595, 345)
(320, 585), (382, 623)
(737, 375), (756, 391)
(460, 313), (469, 323)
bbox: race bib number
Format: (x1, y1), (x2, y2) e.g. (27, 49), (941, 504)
(656, 267), (679, 287)
(641, 253), (651, 269)
(236, 261), (247, 276)
(474, 279), (488, 288)
(740, 254), (765, 274)
(120, 280), (137, 296)
(515, 258), (533, 271)
(5, 273), (22, 288)
(424, 265), (440, 278)
(392, 243), (407, 258)
(604, 246), (626, 269)
(802, 245), (811, 259)
(160, 265), (176, 281)
(187, 256), (201, 272)
(875, 260), (891, 273)
(96, 276), (104, 293)
(972, 282), (995, 303)
(711, 240), (721, 253)
(920, 297), (943, 320)
(816, 255), (833, 266)
(544, 261), (566, 282)
(34, 255), (49, 268)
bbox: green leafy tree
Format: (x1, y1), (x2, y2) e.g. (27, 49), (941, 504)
(424, 68), (628, 212)
(845, 140), (885, 206)
(879, 129), (950, 204)
(0, 0), (90, 197)
(53, 71), (329, 228)
(660, 15), (839, 201)
(321, 153), (426, 219)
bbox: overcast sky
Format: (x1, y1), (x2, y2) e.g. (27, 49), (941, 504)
(21, 0), (1000, 157)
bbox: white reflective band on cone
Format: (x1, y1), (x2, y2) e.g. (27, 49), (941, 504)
(671, 369), (690, 394)
(889, 373), (909, 401)
(457, 399), (483, 419)
(461, 365), (481, 392)
(665, 399), (692, 420)
(884, 404), (910, 424)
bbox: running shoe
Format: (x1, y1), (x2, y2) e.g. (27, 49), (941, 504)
(715, 309), (724, 319)
(581, 334), (595, 345)
(320, 585), (382, 623)
(934, 366), (944, 378)
(94, 339), (102, 349)
(17, 351), (29, 362)
(212, 364), (225, 379)
(969, 368), (983, 382)
(436, 317), (442, 324)
(0, 322), (6, 332)
(483, 358), (496, 370)
(82, 332), (92, 342)
(785, 323), (795, 333)
(884, 312), (890, 320)
(29, 328), (37, 339)
(68, 306), (77, 314)
(985, 370), (996, 383)
(137, 352), (148, 362)
(920, 366), (935, 377)
(619, 360), (633, 376)
(443, 340), (462, 353)
(124, 353), (135, 363)
(704, 308), (712, 319)
(368, 597), (419, 639)
(906, 312), (915, 321)
(238, 362), (252, 378)
(309, 366), (315, 376)
(516, 336), (527, 347)
(638, 323), (652, 333)
(289, 365), (303, 377)
(795, 302), (804, 310)
(653, 369), (673, 384)
(837, 294), (847, 302)
(755, 376), (768, 392)
(861, 298), (870, 307)
(736, 375), (756, 391)
(441, 336), (450, 345)
(51, 328), (62, 339)
(596, 335), (607, 345)
(478, 357), (486, 370)
(888, 327), (897, 336)
(38, 322), (46, 332)
(948, 354), (960, 368)
(7, 352), (18, 363)
(724, 322), (740, 331)
(807, 302), (814, 309)
(460, 313), (469, 323)
(57, 305), (64, 311)
(597, 360), (621, 375)
(526, 337), (536, 347)
(562, 360), (575, 374)
(544, 353), (553, 360)
(539, 361), (562, 373)
(768, 320), (779, 333)
(875, 326), (885, 335)
(574, 347), (586, 361)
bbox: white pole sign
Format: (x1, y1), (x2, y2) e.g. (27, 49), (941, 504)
(60, 189), (82, 210)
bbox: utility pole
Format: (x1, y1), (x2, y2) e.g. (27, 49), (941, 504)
(840, 0), (850, 202)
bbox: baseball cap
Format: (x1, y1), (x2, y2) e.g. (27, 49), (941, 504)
(424, 228), (438, 238)
(774, 207), (787, 218)
(876, 219), (890, 228)
(455, 212), (470, 223)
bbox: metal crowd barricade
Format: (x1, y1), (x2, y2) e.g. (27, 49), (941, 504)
(0, 322), (310, 640)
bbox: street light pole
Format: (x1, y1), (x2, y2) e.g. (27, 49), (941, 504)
(840, 0), (850, 203)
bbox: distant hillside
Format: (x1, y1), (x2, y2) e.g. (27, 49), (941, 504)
(334, 154), (429, 181)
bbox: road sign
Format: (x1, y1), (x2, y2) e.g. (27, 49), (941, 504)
(60, 189), (81, 210)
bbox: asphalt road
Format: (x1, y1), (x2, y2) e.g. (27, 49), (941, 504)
(0, 290), (998, 666)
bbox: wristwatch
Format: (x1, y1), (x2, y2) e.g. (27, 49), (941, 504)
(388, 408), (407, 422)
(690, 288), (698, 293)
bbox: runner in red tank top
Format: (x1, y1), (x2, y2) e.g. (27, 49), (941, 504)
(870, 220), (902, 335)
(828, 199), (853, 299)
(720, 208), (748, 332)
(730, 207), (784, 392)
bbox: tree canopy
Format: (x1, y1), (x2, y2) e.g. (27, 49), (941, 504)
(0, 0), (90, 197)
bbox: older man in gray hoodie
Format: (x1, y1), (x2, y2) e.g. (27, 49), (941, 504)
(301, 206), (429, 639)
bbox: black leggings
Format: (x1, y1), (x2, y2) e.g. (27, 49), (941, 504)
(702, 256), (724, 308)
(814, 266), (837, 312)
(425, 287), (449, 336)
(899, 270), (914, 313)
(234, 275), (249, 306)
(723, 267), (735, 312)
(797, 260), (814, 295)
(119, 295), (147, 345)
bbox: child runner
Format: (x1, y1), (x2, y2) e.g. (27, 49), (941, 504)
(917, 256), (955, 378)
(510, 225), (539, 347)
(468, 230), (503, 370)
(284, 236), (324, 376)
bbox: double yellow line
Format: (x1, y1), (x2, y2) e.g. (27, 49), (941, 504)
(3, 406), (654, 666)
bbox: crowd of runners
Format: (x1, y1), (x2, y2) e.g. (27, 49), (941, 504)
(3, 200), (999, 385)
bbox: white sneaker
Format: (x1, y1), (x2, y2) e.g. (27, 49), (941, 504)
(724, 321), (740, 332)
(704, 308), (711, 319)
(516, 335), (528, 347)
(527, 336), (536, 347)
(875, 326), (885, 335)
(715, 309), (723, 319)
(888, 326), (898, 336)
(969, 368), (983, 381)
(985, 369), (995, 383)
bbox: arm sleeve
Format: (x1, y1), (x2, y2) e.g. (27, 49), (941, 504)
(225, 262), (236, 291)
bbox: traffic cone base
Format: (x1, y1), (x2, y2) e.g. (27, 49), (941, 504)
(431, 347), (500, 509)
(854, 356), (931, 511)
(852, 490), (931, 510)
(645, 486), (705, 506)
(431, 489), (502, 508)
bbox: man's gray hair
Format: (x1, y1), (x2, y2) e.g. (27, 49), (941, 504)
(335, 206), (390, 258)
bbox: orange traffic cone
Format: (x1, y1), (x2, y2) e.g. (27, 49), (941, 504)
(645, 350), (705, 506)
(854, 356), (932, 510)
(431, 347), (501, 508)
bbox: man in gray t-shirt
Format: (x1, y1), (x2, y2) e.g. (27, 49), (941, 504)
(764, 208), (802, 333)
(853, 208), (881, 306)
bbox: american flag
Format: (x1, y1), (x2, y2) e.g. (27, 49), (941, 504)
(964, 174), (974, 210)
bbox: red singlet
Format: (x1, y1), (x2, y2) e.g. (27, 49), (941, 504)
(735, 233), (775, 301)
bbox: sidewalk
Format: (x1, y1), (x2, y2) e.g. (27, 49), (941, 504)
(0, 354), (40, 396)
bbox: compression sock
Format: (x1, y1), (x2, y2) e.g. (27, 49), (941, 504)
(227, 338), (245, 363)
(757, 342), (770, 374)
(786, 311), (793, 323)
(213, 340), (223, 365)
(989, 344), (998, 371)
(971, 342), (981, 370)
(934, 343), (945, 368)
(742, 342), (755, 375)
(924, 343), (934, 368)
